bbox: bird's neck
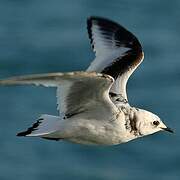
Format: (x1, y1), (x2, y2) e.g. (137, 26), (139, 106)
(121, 106), (143, 138)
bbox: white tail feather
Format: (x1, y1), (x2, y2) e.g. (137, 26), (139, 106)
(17, 114), (61, 137)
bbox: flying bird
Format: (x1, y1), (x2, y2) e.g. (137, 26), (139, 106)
(0, 17), (173, 145)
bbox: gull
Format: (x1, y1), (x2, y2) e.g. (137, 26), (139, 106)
(0, 17), (173, 145)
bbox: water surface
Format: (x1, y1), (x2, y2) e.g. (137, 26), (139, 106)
(0, 1), (180, 179)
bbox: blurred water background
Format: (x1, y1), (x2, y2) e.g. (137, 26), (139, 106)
(0, 0), (180, 179)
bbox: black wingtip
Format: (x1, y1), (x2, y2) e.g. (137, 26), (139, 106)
(87, 16), (143, 80)
(16, 131), (28, 137)
(87, 16), (123, 31)
(87, 16), (116, 50)
(87, 17), (94, 50)
(41, 137), (61, 141)
(87, 16), (142, 51)
(16, 119), (43, 137)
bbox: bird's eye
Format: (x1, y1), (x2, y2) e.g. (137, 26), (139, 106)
(153, 121), (160, 126)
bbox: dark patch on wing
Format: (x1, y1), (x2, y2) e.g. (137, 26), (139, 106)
(87, 17), (138, 49)
(87, 16), (142, 50)
(87, 16), (143, 79)
(102, 51), (143, 79)
(62, 76), (112, 117)
(109, 92), (128, 104)
(64, 81), (98, 115)
(87, 18), (94, 50)
(64, 110), (86, 119)
(42, 137), (61, 141)
(109, 92), (118, 97)
(64, 81), (91, 115)
(17, 119), (42, 136)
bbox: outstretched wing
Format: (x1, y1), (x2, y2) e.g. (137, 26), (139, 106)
(0, 72), (118, 120)
(87, 17), (144, 101)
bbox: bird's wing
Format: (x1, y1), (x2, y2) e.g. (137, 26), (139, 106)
(87, 16), (144, 101)
(0, 72), (118, 120)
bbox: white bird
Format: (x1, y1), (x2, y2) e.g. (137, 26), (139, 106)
(0, 17), (173, 145)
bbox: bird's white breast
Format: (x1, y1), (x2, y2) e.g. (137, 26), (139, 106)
(57, 109), (137, 145)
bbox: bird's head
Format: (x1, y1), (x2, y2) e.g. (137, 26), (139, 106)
(135, 109), (173, 136)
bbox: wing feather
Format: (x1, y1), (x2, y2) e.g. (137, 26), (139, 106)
(0, 72), (118, 120)
(87, 17), (144, 101)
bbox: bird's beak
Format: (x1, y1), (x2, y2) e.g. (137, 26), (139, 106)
(161, 127), (174, 133)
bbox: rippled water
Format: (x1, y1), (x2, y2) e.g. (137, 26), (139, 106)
(0, 0), (180, 179)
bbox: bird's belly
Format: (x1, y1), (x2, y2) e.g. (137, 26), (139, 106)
(63, 119), (126, 145)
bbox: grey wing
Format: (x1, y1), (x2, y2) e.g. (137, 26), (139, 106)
(0, 72), (118, 120)
(87, 17), (144, 102)
(56, 72), (118, 120)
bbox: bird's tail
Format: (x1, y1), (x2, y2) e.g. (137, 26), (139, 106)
(17, 114), (62, 140)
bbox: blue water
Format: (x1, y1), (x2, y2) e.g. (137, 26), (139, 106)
(0, 0), (180, 179)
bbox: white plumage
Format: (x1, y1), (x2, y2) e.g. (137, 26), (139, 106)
(0, 17), (173, 145)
